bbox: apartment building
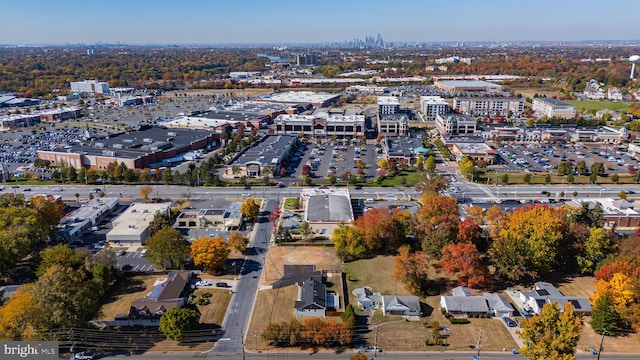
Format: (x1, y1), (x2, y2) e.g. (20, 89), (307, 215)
(532, 98), (576, 119)
(454, 97), (524, 116)
(420, 96), (449, 121)
(436, 113), (477, 135)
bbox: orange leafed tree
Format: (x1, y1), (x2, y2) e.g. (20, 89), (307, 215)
(354, 207), (407, 253)
(392, 245), (430, 295)
(438, 242), (492, 289)
(190, 236), (230, 271)
(0, 284), (42, 340)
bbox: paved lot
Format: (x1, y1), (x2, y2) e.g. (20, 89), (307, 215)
(116, 251), (156, 272)
(289, 141), (379, 181)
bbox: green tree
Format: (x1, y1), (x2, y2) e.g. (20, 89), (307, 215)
(145, 227), (191, 270)
(275, 225), (293, 244)
(499, 173), (509, 184)
(611, 174), (620, 184)
(37, 244), (90, 276)
(589, 172), (598, 184)
(618, 190), (627, 200)
(523, 173), (532, 184)
(240, 198), (260, 222)
(459, 157), (474, 179)
(566, 173), (575, 184)
(299, 221), (313, 241)
(519, 302), (583, 360)
(544, 174), (552, 184)
(591, 161), (605, 176)
(424, 156), (436, 174)
(576, 227), (613, 274)
(341, 304), (356, 329)
(32, 265), (99, 329)
(148, 211), (173, 236)
(575, 160), (588, 175)
(590, 291), (619, 334)
(557, 161), (572, 176)
(159, 307), (200, 341)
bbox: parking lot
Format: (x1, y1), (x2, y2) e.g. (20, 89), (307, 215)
(287, 140), (380, 181)
(494, 143), (640, 175)
(116, 251), (156, 272)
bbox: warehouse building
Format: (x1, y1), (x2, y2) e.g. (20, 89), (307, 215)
(106, 202), (172, 246)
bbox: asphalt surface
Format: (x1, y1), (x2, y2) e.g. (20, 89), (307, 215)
(211, 199), (275, 355)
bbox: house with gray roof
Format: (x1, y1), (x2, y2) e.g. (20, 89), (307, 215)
(382, 295), (421, 316)
(300, 188), (354, 238)
(518, 282), (591, 315)
(295, 277), (327, 317)
(129, 271), (192, 319)
(440, 286), (490, 316)
(484, 293), (515, 318)
(353, 287), (383, 310)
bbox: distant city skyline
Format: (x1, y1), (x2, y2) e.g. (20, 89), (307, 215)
(1, 0), (639, 45)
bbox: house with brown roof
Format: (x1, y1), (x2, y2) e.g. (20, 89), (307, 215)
(129, 271), (192, 319)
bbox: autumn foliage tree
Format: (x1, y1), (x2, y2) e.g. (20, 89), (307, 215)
(490, 205), (567, 281)
(0, 284), (42, 340)
(240, 198), (260, 222)
(438, 243), (492, 289)
(353, 207), (408, 253)
(413, 193), (460, 257)
(228, 231), (248, 253)
(190, 236), (230, 272)
(519, 301), (583, 360)
(392, 245), (430, 295)
(262, 318), (352, 348)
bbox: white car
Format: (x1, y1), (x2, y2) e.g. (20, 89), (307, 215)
(73, 352), (95, 360)
(242, 193), (251, 197)
(195, 280), (212, 287)
(52, 187), (63, 191)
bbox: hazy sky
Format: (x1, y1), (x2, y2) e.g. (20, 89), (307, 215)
(1, 0), (638, 44)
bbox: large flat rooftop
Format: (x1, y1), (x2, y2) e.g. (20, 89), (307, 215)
(229, 134), (297, 166)
(257, 91), (339, 105)
(41, 127), (213, 159)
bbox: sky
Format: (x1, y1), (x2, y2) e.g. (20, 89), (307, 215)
(1, 0), (638, 45)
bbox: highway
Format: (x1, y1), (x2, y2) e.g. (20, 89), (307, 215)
(15, 182), (640, 203)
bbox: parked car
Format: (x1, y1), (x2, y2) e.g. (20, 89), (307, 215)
(195, 280), (212, 287)
(121, 264), (132, 271)
(503, 317), (517, 327)
(216, 282), (228, 288)
(73, 352), (95, 360)
(116, 250), (126, 256)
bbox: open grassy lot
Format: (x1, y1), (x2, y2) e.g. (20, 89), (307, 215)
(246, 285), (298, 351)
(566, 100), (632, 113)
(377, 170), (425, 187)
(97, 274), (165, 321)
(344, 256), (411, 297)
(478, 171), (636, 185)
(192, 287), (232, 325)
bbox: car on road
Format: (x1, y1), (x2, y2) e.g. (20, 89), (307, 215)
(503, 317), (517, 327)
(354, 185), (362, 190)
(116, 250), (126, 256)
(242, 193), (251, 197)
(277, 182), (285, 188)
(540, 190), (548, 195)
(73, 352), (95, 360)
(216, 282), (228, 288)
(23, 188), (31, 191)
(92, 188), (102, 193)
(195, 280), (212, 287)
(52, 187), (63, 191)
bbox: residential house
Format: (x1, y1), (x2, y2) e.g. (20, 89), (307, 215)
(517, 282), (592, 315)
(607, 87), (623, 101)
(583, 80), (605, 100)
(353, 287), (383, 310)
(295, 277), (339, 317)
(381, 295), (421, 316)
(128, 271), (192, 319)
(484, 293), (515, 318)
(440, 286), (490, 316)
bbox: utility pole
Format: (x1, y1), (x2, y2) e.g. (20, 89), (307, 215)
(596, 329), (606, 360)
(374, 326), (379, 358)
(241, 328), (246, 360)
(476, 328), (482, 358)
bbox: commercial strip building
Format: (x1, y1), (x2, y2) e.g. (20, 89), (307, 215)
(274, 110), (365, 138)
(300, 188), (354, 238)
(435, 113), (477, 135)
(256, 91), (341, 108)
(0, 113), (40, 131)
(0, 95), (40, 108)
(70, 80), (110, 94)
(450, 142), (497, 165)
(480, 125), (628, 145)
(434, 80), (502, 94)
(173, 199), (244, 240)
(453, 97), (524, 116)
(224, 134), (298, 178)
(384, 134), (427, 166)
(37, 127), (217, 170)
(106, 202), (172, 246)
(57, 197), (119, 242)
(532, 98), (576, 119)
(419, 96), (449, 121)
(164, 110), (271, 133)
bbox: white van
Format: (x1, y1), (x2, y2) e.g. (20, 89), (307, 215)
(140, 249), (148, 257)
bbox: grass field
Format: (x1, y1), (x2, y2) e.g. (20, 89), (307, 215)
(566, 100), (632, 112)
(246, 285), (298, 351)
(192, 287), (232, 325)
(97, 275), (165, 321)
(378, 170), (425, 187)
(479, 171), (636, 186)
(344, 256), (411, 298)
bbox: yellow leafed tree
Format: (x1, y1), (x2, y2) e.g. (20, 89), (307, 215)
(190, 237), (230, 271)
(0, 284), (43, 340)
(592, 272), (635, 313)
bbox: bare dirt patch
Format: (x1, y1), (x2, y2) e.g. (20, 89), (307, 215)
(263, 246), (343, 284)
